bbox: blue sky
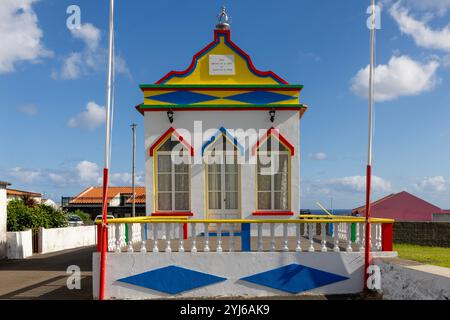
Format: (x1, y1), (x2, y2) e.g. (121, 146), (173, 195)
(1, 0), (450, 209)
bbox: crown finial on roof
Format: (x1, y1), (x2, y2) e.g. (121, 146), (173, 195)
(216, 6), (230, 30)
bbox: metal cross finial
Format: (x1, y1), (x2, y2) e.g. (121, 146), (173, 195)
(216, 6), (230, 30)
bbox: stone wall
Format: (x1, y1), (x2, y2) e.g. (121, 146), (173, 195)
(394, 222), (450, 247)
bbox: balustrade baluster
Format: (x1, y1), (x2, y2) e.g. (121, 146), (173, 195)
(127, 223), (134, 252)
(296, 224), (302, 252)
(140, 224), (147, 253)
(333, 223), (340, 252)
(204, 223), (210, 252)
(191, 224), (197, 253)
(321, 223), (327, 252)
(346, 223), (353, 252)
(270, 223), (276, 251)
(153, 223), (159, 253)
(308, 223), (315, 252)
(217, 223), (223, 252)
(229, 223), (234, 252)
(283, 223), (289, 251)
(115, 224), (121, 253)
(165, 223), (172, 252)
(257, 223), (263, 252)
(178, 223), (185, 252)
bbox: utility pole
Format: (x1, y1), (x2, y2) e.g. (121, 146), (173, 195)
(131, 123), (137, 217)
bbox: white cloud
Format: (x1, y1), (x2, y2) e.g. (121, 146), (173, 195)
(53, 22), (130, 80)
(76, 161), (101, 184)
(390, 2), (450, 52)
(70, 23), (101, 50)
(17, 104), (38, 116)
(327, 175), (392, 193)
(8, 167), (41, 184)
(414, 176), (446, 192)
(309, 152), (327, 161)
(0, 0), (52, 73)
(396, 0), (450, 16)
(68, 101), (105, 130)
(351, 55), (440, 102)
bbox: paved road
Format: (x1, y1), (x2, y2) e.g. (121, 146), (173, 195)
(0, 246), (95, 300)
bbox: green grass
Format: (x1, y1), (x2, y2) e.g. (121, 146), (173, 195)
(394, 243), (450, 268)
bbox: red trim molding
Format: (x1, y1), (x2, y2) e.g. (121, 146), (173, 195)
(156, 30), (288, 85)
(151, 212), (194, 217)
(149, 127), (194, 157)
(252, 127), (295, 156)
(252, 211), (294, 216)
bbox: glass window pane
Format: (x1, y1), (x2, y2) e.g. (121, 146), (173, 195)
(208, 192), (221, 210)
(157, 155), (172, 172)
(175, 192), (189, 210)
(208, 163), (221, 173)
(158, 193), (172, 211)
(257, 174), (271, 191)
(175, 173), (189, 192)
(157, 173), (171, 191)
(274, 173), (288, 191)
(278, 154), (289, 172)
(208, 173), (221, 191)
(225, 192), (238, 210)
(274, 191), (288, 210)
(175, 163), (189, 173)
(225, 173), (238, 191)
(258, 192), (271, 210)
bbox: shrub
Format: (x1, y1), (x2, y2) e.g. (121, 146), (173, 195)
(7, 199), (68, 231)
(72, 209), (93, 225)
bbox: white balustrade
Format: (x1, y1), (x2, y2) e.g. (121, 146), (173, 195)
(165, 223), (172, 253)
(296, 224), (302, 252)
(229, 223), (235, 252)
(178, 223), (185, 252)
(333, 223), (340, 252)
(270, 223), (276, 251)
(308, 223), (314, 252)
(153, 223), (159, 253)
(191, 224), (197, 253)
(346, 223), (353, 252)
(217, 223), (223, 253)
(257, 223), (263, 252)
(283, 223), (289, 252)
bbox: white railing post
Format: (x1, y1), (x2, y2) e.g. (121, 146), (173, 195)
(359, 223), (365, 252)
(115, 224), (121, 253)
(333, 223), (340, 252)
(321, 223), (327, 252)
(303, 223), (308, 237)
(308, 223), (315, 252)
(376, 224), (382, 251)
(191, 223), (197, 253)
(178, 223), (185, 252)
(140, 223), (147, 253)
(257, 223), (263, 252)
(165, 223), (172, 253)
(152, 223), (159, 253)
(229, 223), (235, 252)
(127, 223), (134, 252)
(296, 223), (302, 252)
(217, 223), (223, 252)
(346, 223), (353, 252)
(283, 223), (289, 251)
(204, 223), (210, 252)
(270, 223), (276, 251)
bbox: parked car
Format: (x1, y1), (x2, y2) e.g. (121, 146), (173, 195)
(94, 215), (115, 223)
(68, 215), (84, 227)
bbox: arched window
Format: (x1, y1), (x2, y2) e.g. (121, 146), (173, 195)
(151, 128), (193, 212)
(254, 128), (294, 212)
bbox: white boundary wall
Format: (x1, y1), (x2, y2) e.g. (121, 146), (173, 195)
(7, 230), (33, 259)
(92, 252), (400, 300)
(39, 226), (96, 254)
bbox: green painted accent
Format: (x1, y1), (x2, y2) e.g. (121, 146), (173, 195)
(351, 223), (356, 242)
(140, 84), (303, 90)
(125, 224), (129, 243)
(138, 104), (307, 110)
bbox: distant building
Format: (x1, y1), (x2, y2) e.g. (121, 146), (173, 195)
(6, 188), (42, 204)
(62, 186), (146, 219)
(352, 191), (444, 222)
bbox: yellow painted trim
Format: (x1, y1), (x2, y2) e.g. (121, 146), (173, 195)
(98, 217), (395, 225)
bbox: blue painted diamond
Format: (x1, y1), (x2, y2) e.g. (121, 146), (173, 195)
(117, 265), (226, 294)
(240, 264), (349, 294)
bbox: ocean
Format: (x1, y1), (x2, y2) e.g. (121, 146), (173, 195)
(303, 209), (352, 216)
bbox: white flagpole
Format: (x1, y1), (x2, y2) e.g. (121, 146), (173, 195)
(99, 0), (115, 300)
(364, 0), (376, 290)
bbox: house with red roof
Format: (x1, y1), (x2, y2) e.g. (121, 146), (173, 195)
(62, 186), (146, 219)
(352, 191), (444, 222)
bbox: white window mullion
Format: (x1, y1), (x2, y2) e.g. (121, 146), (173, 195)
(171, 162), (176, 211)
